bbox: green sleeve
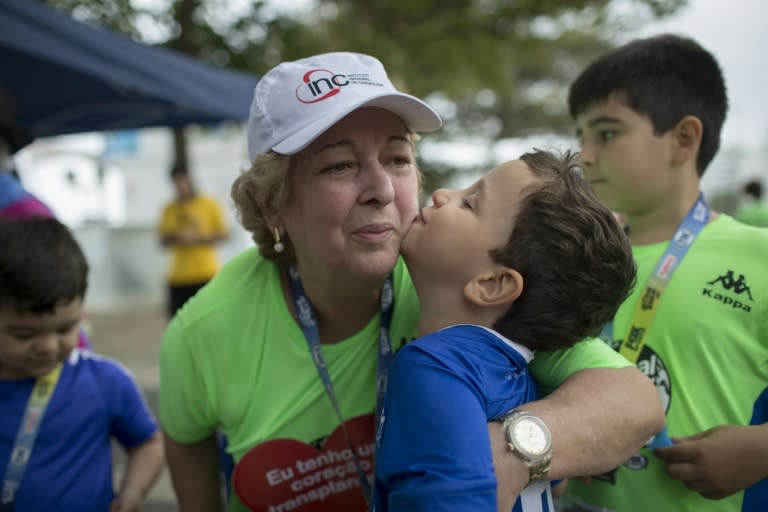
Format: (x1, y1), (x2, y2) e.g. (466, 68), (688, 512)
(528, 337), (631, 394)
(158, 316), (218, 443)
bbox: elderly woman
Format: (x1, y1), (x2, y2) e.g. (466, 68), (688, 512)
(159, 52), (663, 512)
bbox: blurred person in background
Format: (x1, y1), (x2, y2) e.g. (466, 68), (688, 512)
(0, 87), (53, 219)
(734, 179), (768, 227)
(157, 163), (228, 319)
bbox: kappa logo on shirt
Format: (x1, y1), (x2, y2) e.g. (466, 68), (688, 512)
(702, 270), (753, 312)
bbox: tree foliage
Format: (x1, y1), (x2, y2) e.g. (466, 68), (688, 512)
(43, 0), (685, 180)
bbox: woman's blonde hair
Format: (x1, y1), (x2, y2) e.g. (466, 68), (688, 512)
(231, 132), (423, 268)
(231, 151), (295, 267)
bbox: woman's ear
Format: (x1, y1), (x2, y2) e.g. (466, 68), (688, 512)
(464, 267), (523, 306)
(671, 115), (703, 167)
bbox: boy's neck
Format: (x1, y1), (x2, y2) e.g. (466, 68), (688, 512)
(625, 183), (705, 245)
(416, 290), (500, 337)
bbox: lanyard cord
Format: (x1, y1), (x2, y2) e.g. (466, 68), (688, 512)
(600, 194), (711, 362)
(1, 363), (63, 511)
(287, 267), (394, 505)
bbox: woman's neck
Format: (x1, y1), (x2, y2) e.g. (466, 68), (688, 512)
(282, 266), (386, 344)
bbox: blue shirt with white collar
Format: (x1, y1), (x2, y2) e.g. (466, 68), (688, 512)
(373, 324), (553, 512)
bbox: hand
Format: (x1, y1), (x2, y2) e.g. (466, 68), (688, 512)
(654, 424), (768, 500)
(109, 490), (143, 512)
(178, 227), (200, 244)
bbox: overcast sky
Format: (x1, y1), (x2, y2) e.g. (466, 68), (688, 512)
(633, 0), (768, 152)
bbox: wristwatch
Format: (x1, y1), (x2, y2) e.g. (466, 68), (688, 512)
(500, 410), (553, 484)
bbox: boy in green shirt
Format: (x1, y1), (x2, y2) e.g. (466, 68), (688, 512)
(562, 33), (768, 512)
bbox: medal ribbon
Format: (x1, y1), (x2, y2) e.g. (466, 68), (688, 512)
(1, 363), (63, 511)
(600, 195), (710, 361)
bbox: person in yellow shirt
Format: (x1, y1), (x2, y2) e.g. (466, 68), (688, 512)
(158, 164), (228, 318)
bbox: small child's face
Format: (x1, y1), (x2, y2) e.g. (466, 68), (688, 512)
(0, 299), (82, 380)
(402, 160), (538, 282)
(575, 96), (679, 213)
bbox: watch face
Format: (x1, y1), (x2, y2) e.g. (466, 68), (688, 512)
(512, 417), (550, 456)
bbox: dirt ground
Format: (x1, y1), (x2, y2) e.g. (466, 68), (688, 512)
(87, 302), (179, 511)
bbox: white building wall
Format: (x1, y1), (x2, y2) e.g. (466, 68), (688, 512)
(15, 124), (254, 311)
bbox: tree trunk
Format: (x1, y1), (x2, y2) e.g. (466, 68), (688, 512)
(169, 0), (198, 168)
(172, 126), (188, 168)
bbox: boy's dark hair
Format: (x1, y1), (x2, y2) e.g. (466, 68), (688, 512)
(745, 180), (763, 200)
(568, 34), (728, 176)
(491, 150), (636, 351)
(0, 217), (89, 313)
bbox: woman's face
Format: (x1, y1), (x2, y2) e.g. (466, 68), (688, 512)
(281, 107), (419, 281)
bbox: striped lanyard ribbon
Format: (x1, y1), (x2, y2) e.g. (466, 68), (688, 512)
(1, 363), (63, 511)
(601, 194), (710, 363)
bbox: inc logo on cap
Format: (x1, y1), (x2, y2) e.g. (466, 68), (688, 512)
(295, 68), (349, 104)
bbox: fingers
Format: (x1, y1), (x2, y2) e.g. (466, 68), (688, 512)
(663, 458), (731, 500)
(653, 444), (688, 463)
(664, 461), (700, 482)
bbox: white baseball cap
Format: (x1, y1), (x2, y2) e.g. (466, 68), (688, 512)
(246, 52), (443, 159)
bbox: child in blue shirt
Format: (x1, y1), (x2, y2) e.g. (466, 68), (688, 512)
(373, 150), (637, 511)
(0, 217), (165, 511)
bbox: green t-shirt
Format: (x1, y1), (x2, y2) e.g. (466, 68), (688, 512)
(565, 215), (768, 512)
(160, 248), (630, 511)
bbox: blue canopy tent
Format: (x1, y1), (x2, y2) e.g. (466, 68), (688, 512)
(0, 0), (258, 141)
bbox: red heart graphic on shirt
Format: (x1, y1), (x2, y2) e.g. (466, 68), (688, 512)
(233, 414), (375, 512)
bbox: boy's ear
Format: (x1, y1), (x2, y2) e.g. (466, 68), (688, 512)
(671, 115), (703, 167)
(464, 267), (523, 306)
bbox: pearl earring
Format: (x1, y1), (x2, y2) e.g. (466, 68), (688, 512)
(273, 227), (284, 253)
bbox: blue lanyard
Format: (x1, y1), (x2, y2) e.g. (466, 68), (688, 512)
(1, 364), (63, 511)
(600, 194), (710, 358)
(288, 267), (394, 505)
